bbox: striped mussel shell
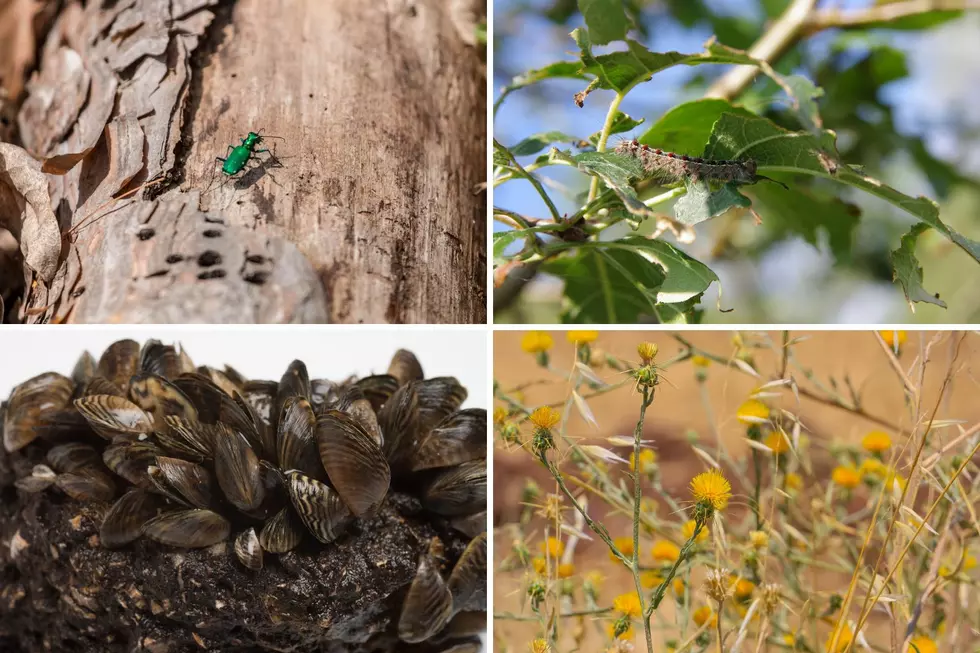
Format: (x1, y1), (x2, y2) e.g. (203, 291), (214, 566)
(3, 340), (487, 644)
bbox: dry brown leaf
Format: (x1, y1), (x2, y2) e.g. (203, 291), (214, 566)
(0, 143), (63, 282)
(0, 0), (41, 101)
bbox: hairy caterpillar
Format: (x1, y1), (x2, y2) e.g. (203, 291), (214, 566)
(614, 139), (785, 188)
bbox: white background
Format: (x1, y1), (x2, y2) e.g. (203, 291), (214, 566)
(0, 327), (488, 404)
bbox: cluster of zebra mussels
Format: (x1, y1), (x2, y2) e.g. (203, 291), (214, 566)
(1, 340), (487, 649)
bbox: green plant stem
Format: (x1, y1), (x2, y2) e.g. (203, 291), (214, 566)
(647, 523), (703, 615)
(631, 386), (656, 653)
(587, 92), (626, 203)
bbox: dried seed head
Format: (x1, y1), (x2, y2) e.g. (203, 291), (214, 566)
(703, 567), (734, 603)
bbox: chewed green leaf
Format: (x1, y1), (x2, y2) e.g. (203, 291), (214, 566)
(639, 99), (756, 155)
(890, 224), (947, 310)
(703, 112), (980, 265)
(550, 148), (653, 223)
(510, 132), (589, 157)
(674, 180), (752, 226)
(591, 111), (645, 145)
(751, 184), (859, 263)
(572, 37), (824, 128)
(578, 0), (629, 45)
(543, 237), (717, 323)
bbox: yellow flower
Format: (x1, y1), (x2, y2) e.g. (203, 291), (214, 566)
(784, 472), (803, 491)
(783, 634), (795, 646)
(965, 554), (977, 571)
(690, 469), (732, 512)
(651, 540), (681, 563)
(611, 536), (634, 562)
(493, 406), (508, 424)
(691, 354), (711, 367)
(908, 636), (937, 653)
(682, 520), (709, 543)
(692, 605), (716, 627)
(521, 331), (554, 353)
(531, 557), (547, 574)
(831, 465), (860, 489)
(539, 536), (564, 558)
(567, 331), (598, 344)
(672, 578), (685, 598)
(529, 406), (561, 429)
(557, 563), (575, 578)
(530, 638), (550, 653)
(734, 578), (755, 600)
(859, 458), (887, 478)
(862, 430), (892, 453)
(640, 571), (663, 588)
(885, 468), (907, 492)
(606, 622), (633, 640)
(825, 624), (853, 652)
(637, 342), (659, 363)
(764, 431), (790, 454)
(629, 448), (657, 473)
(878, 330), (907, 348)
(736, 399), (770, 425)
(749, 530), (769, 549)
(612, 592), (642, 618)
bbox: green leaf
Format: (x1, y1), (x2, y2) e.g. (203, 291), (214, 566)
(550, 148), (654, 222)
(638, 99), (756, 155)
(751, 184), (860, 263)
(590, 111), (645, 145)
(572, 37), (825, 130)
(578, 0), (629, 45)
(674, 180), (752, 226)
(890, 224), (947, 310)
(866, 10), (962, 30)
(543, 237), (717, 323)
(511, 132), (589, 157)
(703, 112), (980, 265)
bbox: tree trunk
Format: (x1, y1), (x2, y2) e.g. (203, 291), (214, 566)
(8, 0), (486, 324)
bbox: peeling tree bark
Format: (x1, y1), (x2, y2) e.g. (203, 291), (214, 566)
(12, 0), (486, 324)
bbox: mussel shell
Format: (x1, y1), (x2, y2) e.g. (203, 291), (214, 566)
(387, 349), (424, 387)
(128, 374), (199, 426)
(277, 397), (322, 478)
(155, 456), (213, 509)
(398, 538), (454, 643)
(171, 374), (230, 424)
(434, 638), (483, 653)
(259, 507), (303, 553)
(352, 374), (399, 411)
(142, 509), (230, 548)
(421, 460), (486, 517)
(97, 339), (141, 391)
(242, 381), (277, 426)
(199, 366), (242, 397)
(47, 442), (100, 473)
(286, 472), (352, 544)
(275, 360), (311, 429)
(447, 533), (487, 613)
(310, 379), (341, 408)
(82, 376), (126, 398)
(416, 377), (468, 434)
(336, 388), (383, 447)
(412, 408), (486, 472)
(378, 382), (420, 468)
(14, 464), (57, 492)
(56, 468), (116, 502)
(214, 429), (265, 512)
(74, 395), (152, 439)
(3, 372), (73, 452)
(101, 489), (165, 548)
(435, 613), (487, 641)
(160, 416), (213, 459)
(139, 340), (183, 379)
(234, 391), (271, 459)
(72, 351), (97, 388)
(103, 442), (160, 488)
(316, 409), (390, 517)
(450, 511), (487, 538)
(234, 527), (263, 570)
